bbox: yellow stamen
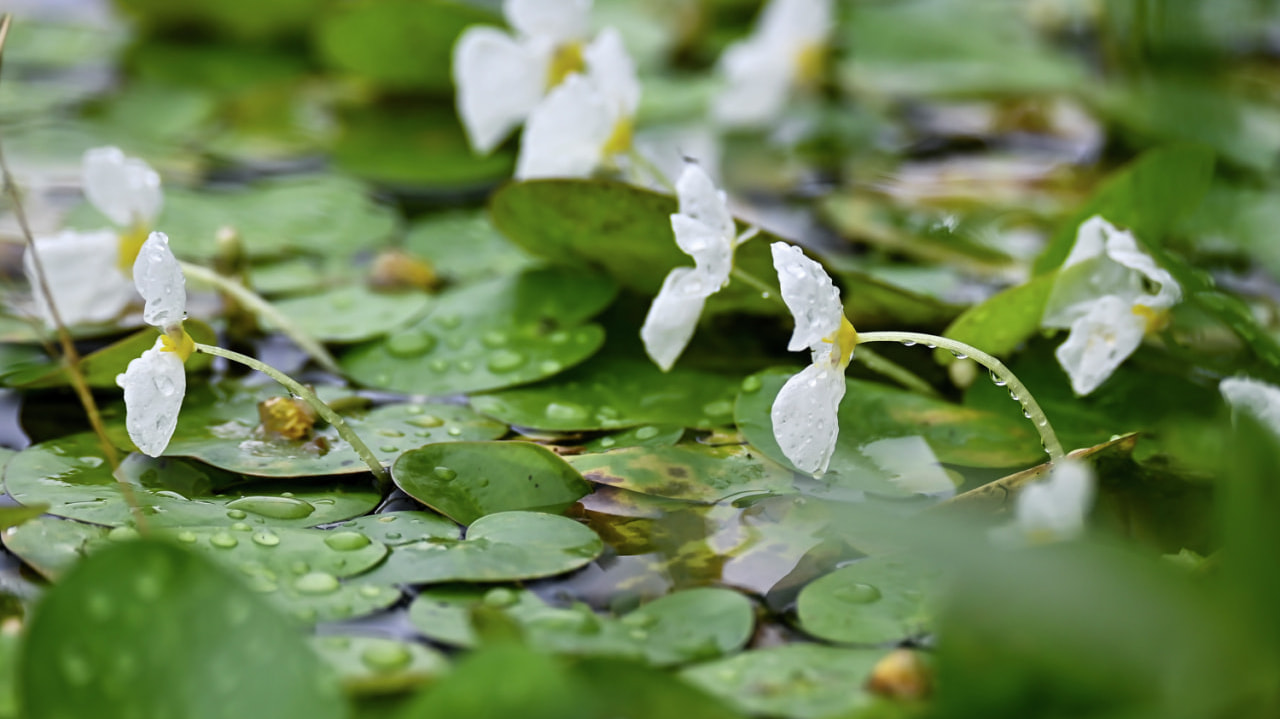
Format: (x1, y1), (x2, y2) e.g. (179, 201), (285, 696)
(1131, 304), (1169, 333)
(257, 396), (318, 441)
(117, 224), (149, 274)
(601, 117), (634, 158)
(159, 326), (195, 363)
(825, 315), (859, 369)
(545, 42), (586, 90)
(794, 43), (826, 88)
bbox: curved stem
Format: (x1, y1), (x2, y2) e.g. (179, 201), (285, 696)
(857, 331), (1065, 461)
(729, 266), (778, 299)
(179, 261), (342, 375)
(194, 342), (391, 492)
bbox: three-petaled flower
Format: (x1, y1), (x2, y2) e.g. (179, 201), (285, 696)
(1220, 376), (1280, 437)
(713, 0), (834, 129)
(769, 242), (858, 475)
(641, 163), (753, 370)
(515, 28), (640, 179)
(454, 0), (594, 155)
(1042, 216), (1181, 396)
(23, 146), (163, 327)
(994, 459), (1095, 545)
(116, 232), (194, 457)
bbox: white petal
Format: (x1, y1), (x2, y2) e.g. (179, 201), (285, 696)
(757, 0), (834, 46)
(22, 229), (136, 327)
(1061, 215), (1111, 269)
(712, 38), (792, 128)
(515, 74), (613, 179)
(453, 27), (548, 154)
(1220, 377), (1280, 437)
(82, 146), (162, 227)
(861, 436), (954, 495)
(1103, 229), (1182, 310)
(584, 28), (640, 116)
(117, 339), (186, 457)
(671, 215), (732, 288)
(675, 162), (735, 242)
(133, 232), (187, 329)
(640, 267), (712, 371)
(771, 362), (846, 475)
(505, 0), (592, 42)
(1054, 295), (1147, 396)
(1015, 459), (1095, 541)
(770, 242), (844, 352)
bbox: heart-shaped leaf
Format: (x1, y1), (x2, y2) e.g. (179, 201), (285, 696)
(795, 555), (935, 644)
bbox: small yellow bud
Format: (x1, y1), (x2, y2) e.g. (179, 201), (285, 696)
(865, 649), (931, 701)
(368, 249), (439, 292)
(257, 396), (319, 441)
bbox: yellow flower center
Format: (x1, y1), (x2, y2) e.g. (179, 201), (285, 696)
(825, 315), (859, 370)
(1131, 304), (1169, 333)
(545, 42), (586, 90)
(794, 43), (826, 88)
(601, 116), (634, 158)
(257, 396), (318, 441)
(117, 223), (150, 274)
(159, 325), (195, 362)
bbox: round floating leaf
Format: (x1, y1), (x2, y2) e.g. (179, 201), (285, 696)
(4, 434), (379, 527)
(151, 384), (506, 477)
(736, 369), (1044, 475)
(796, 555), (935, 644)
(404, 211), (535, 283)
(680, 645), (886, 719)
(338, 510), (461, 546)
(568, 443), (794, 503)
(19, 540), (344, 719)
(393, 441), (592, 525)
(342, 267), (616, 396)
(268, 284), (432, 343)
(2, 516), (107, 580)
(164, 524), (388, 580)
(360, 511), (602, 585)
(311, 634), (450, 695)
(5, 320), (217, 389)
(471, 357), (740, 431)
(408, 586), (753, 666)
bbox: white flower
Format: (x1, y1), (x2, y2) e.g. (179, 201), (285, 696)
(769, 242), (857, 475)
(993, 459), (1095, 544)
(21, 147), (163, 327)
(453, 0), (594, 154)
(514, 28), (640, 179)
(712, 0), (834, 128)
(1220, 376), (1280, 437)
(1043, 216), (1181, 396)
(116, 232), (193, 457)
(640, 163), (748, 370)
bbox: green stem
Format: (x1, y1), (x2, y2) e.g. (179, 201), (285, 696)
(179, 261), (342, 375)
(856, 331), (1065, 461)
(194, 342), (392, 492)
(729, 266), (939, 397)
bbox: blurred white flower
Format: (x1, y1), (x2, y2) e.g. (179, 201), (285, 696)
(641, 163), (754, 370)
(994, 459), (1095, 544)
(515, 29), (640, 179)
(769, 242), (857, 475)
(21, 147), (163, 327)
(116, 232), (193, 457)
(1042, 216), (1181, 396)
(713, 0), (834, 129)
(453, 0), (594, 154)
(1220, 376), (1280, 437)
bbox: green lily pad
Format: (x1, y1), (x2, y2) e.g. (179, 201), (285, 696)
(568, 443), (794, 503)
(164, 524), (388, 580)
(1, 516), (107, 580)
(736, 369), (1046, 476)
(408, 586), (753, 666)
(4, 319), (217, 389)
(19, 540), (344, 719)
(796, 555), (935, 644)
(404, 212), (535, 283)
(341, 267), (616, 396)
(268, 285), (432, 343)
(338, 510), (462, 546)
(69, 174), (398, 261)
(311, 634), (450, 695)
(148, 384), (506, 477)
(360, 511), (602, 586)
(393, 441), (592, 525)
(4, 434), (380, 528)
(583, 425), (685, 453)
(471, 357), (740, 431)
(680, 645), (886, 719)
(0, 503), (46, 531)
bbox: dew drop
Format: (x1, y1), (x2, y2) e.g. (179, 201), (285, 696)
(435, 313), (462, 330)
(483, 588), (517, 608)
(226, 509), (248, 520)
(380, 444), (400, 453)
(378, 429), (405, 438)
(546, 402), (589, 421)
(294, 571), (340, 595)
(740, 375), (763, 393)
(635, 425), (660, 440)
(324, 531), (372, 551)
(290, 560), (311, 575)
(446, 426), (463, 437)
(538, 359), (563, 373)
(107, 526), (139, 542)
(456, 359), (476, 373)
(702, 400), (733, 417)
(209, 532), (239, 549)
(427, 359), (449, 373)
(482, 330), (509, 347)
(925, 343), (937, 350)
(408, 415), (444, 428)
(951, 351), (968, 360)
(833, 583), (882, 604)
(487, 349), (527, 373)
(358, 585), (384, 598)
(989, 371), (1007, 387)
(227, 496), (316, 520)
(385, 329), (436, 358)
(433, 466), (458, 481)
(361, 641), (413, 672)
(176, 530), (197, 544)
(902, 340), (917, 347)
(599, 437), (617, 448)
(252, 532), (281, 547)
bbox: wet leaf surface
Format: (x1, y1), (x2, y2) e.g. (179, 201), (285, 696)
(311, 634), (450, 695)
(268, 285), (432, 343)
(569, 441), (795, 503)
(795, 555), (936, 644)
